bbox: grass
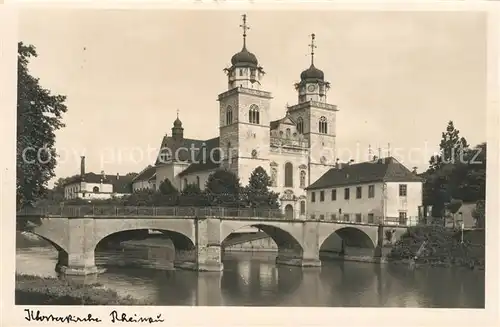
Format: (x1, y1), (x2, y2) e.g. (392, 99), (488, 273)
(15, 274), (150, 305)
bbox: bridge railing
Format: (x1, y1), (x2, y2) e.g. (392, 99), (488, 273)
(16, 205), (285, 219)
(308, 211), (421, 227)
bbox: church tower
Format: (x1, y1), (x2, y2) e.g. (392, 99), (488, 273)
(287, 34), (338, 185)
(218, 14), (272, 185)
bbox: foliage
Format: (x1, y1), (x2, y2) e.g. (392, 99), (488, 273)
(244, 166), (280, 209)
(179, 183), (209, 206)
(15, 274), (148, 305)
(422, 121), (486, 217)
(204, 169), (245, 207)
(158, 178), (178, 195)
(17, 42), (67, 214)
(388, 226), (484, 268)
(472, 200), (485, 228)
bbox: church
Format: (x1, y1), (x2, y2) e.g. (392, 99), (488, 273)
(132, 15), (338, 219)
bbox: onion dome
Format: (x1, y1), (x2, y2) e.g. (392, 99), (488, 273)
(173, 117), (182, 128)
(300, 64), (324, 82)
(231, 46), (258, 67)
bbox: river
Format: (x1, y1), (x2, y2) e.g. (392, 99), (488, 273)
(16, 236), (484, 307)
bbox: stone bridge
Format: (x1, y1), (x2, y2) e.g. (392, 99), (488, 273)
(17, 206), (411, 275)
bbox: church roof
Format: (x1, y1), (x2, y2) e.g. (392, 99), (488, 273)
(306, 157), (422, 190)
(178, 137), (221, 177)
(132, 165), (156, 182)
(155, 135), (206, 165)
(64, 173), (134, 194)
(300, 64), (324, 82)
(231, 46), (258, 68)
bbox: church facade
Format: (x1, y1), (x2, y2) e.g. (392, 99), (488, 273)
(132, 16), (338, 219)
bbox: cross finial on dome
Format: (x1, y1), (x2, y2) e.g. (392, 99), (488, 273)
(309, 33), (317, 65)
(240, 14), (250, 48)
(176, 109), (179, 119)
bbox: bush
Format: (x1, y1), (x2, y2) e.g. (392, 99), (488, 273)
(15, 274), (149, 305)
(388, 226), (484, 268)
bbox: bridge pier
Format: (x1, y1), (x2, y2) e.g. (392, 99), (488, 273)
(195, 218), (224, 272)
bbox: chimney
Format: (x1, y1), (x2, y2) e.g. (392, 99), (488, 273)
(101, 170), (105, 183)
(116, 173), (120, 180)
(335, 158), (340, 169)
(349, 159), (355, 164)
(80, 156), (86, 176)
(412, 167), (418, 174)
(373, 155), (379, 162)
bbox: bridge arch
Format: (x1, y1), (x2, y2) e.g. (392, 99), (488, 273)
(93, 227), (195, 254)
(221, 223), (304, 254)
(320, 226), (376, 252)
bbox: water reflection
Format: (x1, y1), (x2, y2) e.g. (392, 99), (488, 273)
(16, 242), (484, 308)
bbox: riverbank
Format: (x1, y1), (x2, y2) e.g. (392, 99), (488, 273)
(387, 225), (485, 270)
(15, 274), (150, 305)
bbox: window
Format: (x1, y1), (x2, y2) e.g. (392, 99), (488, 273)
(356, 186), (362, 199)
(331, 189), (337, 201)
(399, 211), (408, 225)
(319, 116), (328, 134)
(271, 168), (278, 187)
(368, 185), (375, 198)
(331, 214), (337, 221)
(239, 68), (244, 76)
(93, 186), (99, 193)
(319, 214), (325, 220)
(196, 176), (200, 188)
(311, 192), (316, 202)
(284, 162), (293, 187)
(297, 117), (304, 134)
(368, 213), (374, 223)
(399, 184), (407, 197)
(356, 214), (362, 222)
(311, 214), (316, 219)
(183, 178), (188, 189)
(226, 106), (233, 125)
(320, 191), (325, 202)
(249, 104), (260, 124)
(344, 188), (350, 200)
(300, 170), (306, 188)
(286, 128), (291, 138)
(343, 214), (350, 222)
(300, 201), (306, 215)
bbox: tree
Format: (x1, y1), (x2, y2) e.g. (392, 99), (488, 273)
(158, 178), (178, 195)
(429, 121), (469, 172)
(423, 121), (472, 212)
(205, 169), (244, 207)
(17, 42), (67, 211)
(244, 166), (280, 209)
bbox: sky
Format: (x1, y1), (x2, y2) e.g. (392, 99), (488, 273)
(18, 9), (487, 184)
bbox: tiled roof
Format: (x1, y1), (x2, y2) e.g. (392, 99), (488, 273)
(155, 135), (206, 165)
(132, 165), (156, 182)
(64, 173), (134, 194)
(306, 157), (422, 190)
(178, 137), (221, 176)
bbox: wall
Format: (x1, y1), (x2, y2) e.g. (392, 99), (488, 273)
(385, 182), (422, 219)
(132, 180), (154, 192)
(307, 182), (385, 222)
(182, 169), (216, 190)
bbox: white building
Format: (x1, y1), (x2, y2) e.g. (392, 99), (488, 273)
(305, 157), (423, 225)
(63, 156), (134, 200)
(133, 18), (337, 219)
